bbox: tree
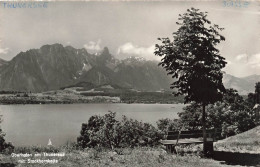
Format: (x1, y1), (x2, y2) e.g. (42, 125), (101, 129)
(179, 103), (205, 130)
(179, 88), (256, 137)
(0, 116), (14, 153)
(155, 8), (226, 156)
(247, 93), (255, 108)
(253, 82), (260, 124)
(255, 82), (260, 103)
(245, 82), (260, 125)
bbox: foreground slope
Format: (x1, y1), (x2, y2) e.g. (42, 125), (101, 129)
(215, 126), (260, 153)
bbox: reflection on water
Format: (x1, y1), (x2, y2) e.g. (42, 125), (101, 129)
(0, 103), (184, 146)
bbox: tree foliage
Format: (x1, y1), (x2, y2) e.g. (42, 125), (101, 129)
(247, 82), (260, 106)
(155, 8), (226, 104)
(0, 116), (14, 153)
(156, 118), (182, 135)
(176, 89), (258, 137)
(255, 82), (260, 103)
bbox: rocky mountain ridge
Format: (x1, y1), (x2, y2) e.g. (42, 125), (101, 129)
(0, 44), (258, 95)
(0, 44), (172, 92)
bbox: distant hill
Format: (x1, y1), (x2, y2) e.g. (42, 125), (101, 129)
(61, 81), (97, 91)
(223, 74), (259, 95)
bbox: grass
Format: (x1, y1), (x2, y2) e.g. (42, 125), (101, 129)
(0, 146), (230, 167)
(215, 126), (260, 153)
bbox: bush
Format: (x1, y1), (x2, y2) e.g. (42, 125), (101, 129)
(119, 115), (163, 147)
(0, 117), (14, 153)
(77, 111), (163, 149)
(156, 118), (182, 135)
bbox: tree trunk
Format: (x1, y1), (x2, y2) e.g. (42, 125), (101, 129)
(202, 103), (207, 156)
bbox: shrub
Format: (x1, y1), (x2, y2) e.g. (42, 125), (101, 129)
(0, 117), (14, 153)
(77, 111), (163, 149)
(119, 116), (163, 147)
(77, 115), (104, 148)
(156, 118), (182, 135)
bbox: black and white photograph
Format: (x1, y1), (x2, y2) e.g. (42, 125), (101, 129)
(0, 0), (259, 166)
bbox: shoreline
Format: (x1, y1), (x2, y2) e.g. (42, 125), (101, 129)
(0, 92), (182, 105)
(0, 99), (180, 105)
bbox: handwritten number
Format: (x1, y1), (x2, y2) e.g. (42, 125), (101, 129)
(243, 1), (250, 8)
(223, 0), (249, 8)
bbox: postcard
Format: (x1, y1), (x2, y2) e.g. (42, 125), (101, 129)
(0, 0), (259, 166)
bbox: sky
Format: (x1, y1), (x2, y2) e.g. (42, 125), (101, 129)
(0, 1), (259, 77)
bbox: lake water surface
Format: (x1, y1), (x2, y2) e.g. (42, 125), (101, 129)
(0, 103), (185, 146)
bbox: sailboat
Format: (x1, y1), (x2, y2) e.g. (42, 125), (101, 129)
(48, 138), (52, 146)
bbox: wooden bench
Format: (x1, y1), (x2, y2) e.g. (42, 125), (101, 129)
(160, 129), (221, 155)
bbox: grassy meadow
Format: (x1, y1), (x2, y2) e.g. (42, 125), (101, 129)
(1, 146), (231, 167)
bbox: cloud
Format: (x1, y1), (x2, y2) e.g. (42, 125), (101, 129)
(235, 53), (260, 67)
(247, 53), (260, 68)
(117, 42), (159, 61)
(225, 60), (233, 66)
(0, 40), (10, 55)
(0, 47), (9, 54)
(235, 54), (247, 62)
(84, 39), (101, 51)
(225, 53), (260, 77)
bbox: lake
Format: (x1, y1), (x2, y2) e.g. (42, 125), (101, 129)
(0, 103), (185, 146)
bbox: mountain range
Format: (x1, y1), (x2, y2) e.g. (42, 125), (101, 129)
(0, 58), (8, 67)
(0, 44), (258, 95)
(0, 44), (172, 92)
